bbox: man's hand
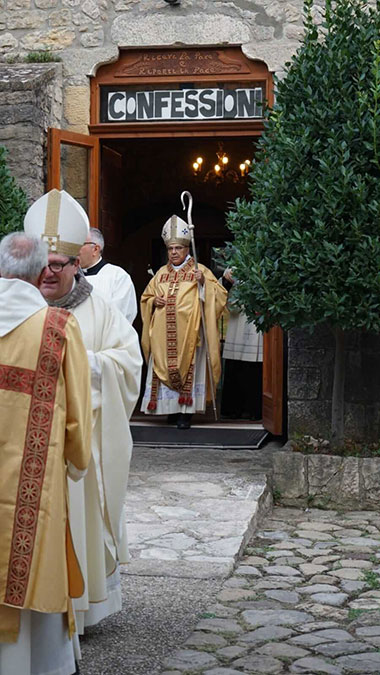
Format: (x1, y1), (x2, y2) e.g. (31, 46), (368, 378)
(223, 268), (235, 284)
(194, 269), (205, 285)
(153, 295), (166, 308)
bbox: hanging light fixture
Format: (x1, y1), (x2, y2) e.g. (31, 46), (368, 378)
(192, 142), (251, 184)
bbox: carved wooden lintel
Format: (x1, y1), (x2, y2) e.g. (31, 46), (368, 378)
(114, 49), (251, 78)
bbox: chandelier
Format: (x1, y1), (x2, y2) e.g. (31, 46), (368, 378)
(192, 142), (251, 184)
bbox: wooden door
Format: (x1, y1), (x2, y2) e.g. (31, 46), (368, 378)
(100, 145), (124, 253)
(262, 326), (284, 435)
(47, 128), (99, 225)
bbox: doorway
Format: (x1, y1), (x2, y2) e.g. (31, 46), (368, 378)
(99, 134), (264, 428)
(100, 136), (256, 315)
(48, 46), (283, 437)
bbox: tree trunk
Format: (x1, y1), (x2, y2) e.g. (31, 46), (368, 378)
(331, 326), (346, 449)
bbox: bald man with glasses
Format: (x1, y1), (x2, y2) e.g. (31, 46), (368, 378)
(79, 228), (137, 324)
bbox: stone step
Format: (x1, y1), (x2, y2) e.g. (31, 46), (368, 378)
(122, 446), (274, 579)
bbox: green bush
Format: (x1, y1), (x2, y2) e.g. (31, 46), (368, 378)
(0, 146), (28, 238)
(227, 0), (380, 446)
(25, 51), (62, 63)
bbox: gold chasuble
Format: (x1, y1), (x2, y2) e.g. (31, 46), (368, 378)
(0, 307), (91, 642)
(141, 258), (227, 407)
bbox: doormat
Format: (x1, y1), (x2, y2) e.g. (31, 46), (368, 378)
(131, 425), (268, 449)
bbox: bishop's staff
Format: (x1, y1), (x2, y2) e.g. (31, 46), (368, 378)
(181, 190), (218, 421)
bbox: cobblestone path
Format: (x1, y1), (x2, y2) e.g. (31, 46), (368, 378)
(161, 506), (380, 675)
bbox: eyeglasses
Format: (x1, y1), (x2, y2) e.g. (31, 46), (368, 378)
(47, 260), (74, 273)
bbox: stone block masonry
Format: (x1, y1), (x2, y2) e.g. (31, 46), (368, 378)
(0, 63), (62, 202)
(0, 1), (306, 93)
(273, 446), (380, 510)
(288, 325), (380, 443)
(0, 0), (306, 201)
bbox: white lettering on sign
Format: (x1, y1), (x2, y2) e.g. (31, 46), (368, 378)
(106, 88), (263, 122)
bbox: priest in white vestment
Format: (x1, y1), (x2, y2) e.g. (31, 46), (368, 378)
(24, 190), (142, 634)
(0, 233), (92, 675)
(79, 228), (137, 323)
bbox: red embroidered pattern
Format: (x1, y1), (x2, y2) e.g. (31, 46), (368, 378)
(4, 307), (69, 607)
(165, 259), (195, 392)
(148, 260), (196, 410)
(0, 365), (35, 395)
(147, 371), (159, 411)
(159, 272), (195, 283)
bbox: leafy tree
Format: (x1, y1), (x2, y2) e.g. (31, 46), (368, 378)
(0, 145), (28, 237)
(227, 0), (380, 447)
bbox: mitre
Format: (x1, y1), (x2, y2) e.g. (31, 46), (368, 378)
(161, 214), (191, 247)
(24, 189), (90, 256)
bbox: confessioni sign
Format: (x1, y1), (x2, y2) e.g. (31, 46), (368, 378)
(101, 87), (263, 123)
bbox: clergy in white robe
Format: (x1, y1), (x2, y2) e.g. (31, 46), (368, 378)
(68, 291), (142, 631)
(80, 228), (137, 323)
(24, 189), (142, 635)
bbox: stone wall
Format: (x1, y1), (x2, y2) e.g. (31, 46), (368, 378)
(273, 447), (380, 509)
(0, 0), (313, 139)
(0, 63), (62, 202)
(288, 325), (380, 442)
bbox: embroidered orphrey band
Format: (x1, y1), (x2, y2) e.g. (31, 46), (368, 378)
(148, 260), (195, 410)
(4, 307), (69, 607)
(0, 365), (35, 395)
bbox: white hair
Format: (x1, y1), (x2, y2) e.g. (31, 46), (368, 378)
(0, 232), (48, 281)
(89, 227), (104, 252)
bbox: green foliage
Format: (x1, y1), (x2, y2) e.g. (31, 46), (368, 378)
(227, 0), (380, 335)
(291, 434), (380, 456)
(25, 51), (62, 63)
(362, 569), (380, 589)
(348, 608), (370, 620)
(0, 146), (28, 237)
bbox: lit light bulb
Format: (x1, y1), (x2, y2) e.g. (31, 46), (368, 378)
(245, 159), (251, 166)
(214, 164), (221, 173)
(193, 162), (199, 171)
(222, 155), (229, 165)
(239, 163), (246, 176)
(196, 157), (203, 165)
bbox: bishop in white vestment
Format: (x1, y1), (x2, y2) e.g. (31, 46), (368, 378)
(24, 190), (142, 634)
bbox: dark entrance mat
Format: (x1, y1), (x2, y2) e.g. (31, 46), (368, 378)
(131, 425), (268, 449)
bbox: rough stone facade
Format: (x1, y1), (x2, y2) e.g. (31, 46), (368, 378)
(288, 325), (380, 442)
(273, 447), (380, 509)
(0, 0), (312, 140)
(0, 63), (62, 201)
(0, 0), (313, 191)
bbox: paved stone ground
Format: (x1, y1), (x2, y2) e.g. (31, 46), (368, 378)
(79, 445), (380, 674)
(79, 443), (277, 674)
(161, 506), (380, 675)
(124, 445), (276, 579)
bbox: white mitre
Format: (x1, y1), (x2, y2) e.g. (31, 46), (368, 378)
(161, 214), (191, 248)
(24, 189), (90, 256)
